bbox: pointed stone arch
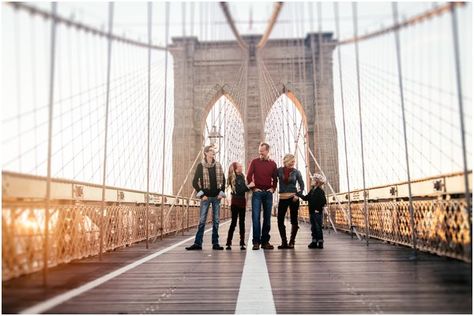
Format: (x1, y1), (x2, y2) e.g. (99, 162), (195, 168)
(200, 84), (244, 136)
(171, 34), (339, 196)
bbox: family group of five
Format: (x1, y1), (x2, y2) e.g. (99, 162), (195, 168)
(185, 142), (327, 251)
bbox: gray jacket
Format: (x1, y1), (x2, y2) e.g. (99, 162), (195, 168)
(277, 167), (305, 194)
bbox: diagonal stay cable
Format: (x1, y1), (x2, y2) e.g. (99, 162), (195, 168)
(258, 57), (362, 239)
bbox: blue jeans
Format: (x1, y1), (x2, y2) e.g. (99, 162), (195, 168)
(194, 197), (221, 246)
(309, 210), (324, 242)
(251, 190), (273, 244)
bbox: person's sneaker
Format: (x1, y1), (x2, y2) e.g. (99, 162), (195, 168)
(261, 243), (274, 250)
(213, 244), (224, 250)
(185, 244), (202, 250)
(240, 244), (246, 250)
(316, 241), (324, 249)
(308, 241), (318, 249)
(252, 243), (260, 250)
(225, 245), (231, 250)
(278, 244), (290, 249)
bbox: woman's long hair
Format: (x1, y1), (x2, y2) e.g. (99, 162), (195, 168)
(227, 162), (238, 192)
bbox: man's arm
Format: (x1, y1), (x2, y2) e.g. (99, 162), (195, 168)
(271, 162), (278, 191)
(246, 159), (255, 184)
(192, 164), (202, 193)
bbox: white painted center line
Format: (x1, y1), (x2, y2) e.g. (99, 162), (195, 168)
(21, 220), (231, 314)
(235, 226), (276, 314)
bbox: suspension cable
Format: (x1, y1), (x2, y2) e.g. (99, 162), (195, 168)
(257, 2), (284, 49)
(7, 2), (167, 51)
(338, 2), (466, 46)
(219, 2), (248, 50)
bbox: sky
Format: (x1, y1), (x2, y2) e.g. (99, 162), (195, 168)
(1, 1), (472, 194)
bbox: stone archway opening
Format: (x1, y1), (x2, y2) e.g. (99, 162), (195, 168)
(203, 95), (245, 174)
(264, 92), (309, 186)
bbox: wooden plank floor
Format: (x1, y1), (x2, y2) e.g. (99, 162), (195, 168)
(3, 213), (472, 314)
(266, 220), (472, 314)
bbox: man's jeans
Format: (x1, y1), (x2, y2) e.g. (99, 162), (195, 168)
(251, 190), (273, 245)
(194, 197), (221, 246)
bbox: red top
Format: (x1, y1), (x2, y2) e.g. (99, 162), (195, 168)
(231, 196), (246, 208)
(283, 167), (294, 184)
(246, 157), (278, 191)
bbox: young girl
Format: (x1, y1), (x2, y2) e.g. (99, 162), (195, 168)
(297, 173), (327, 249)
(225, 162), (252, 250)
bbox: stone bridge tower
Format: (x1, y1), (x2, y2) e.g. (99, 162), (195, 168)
(169, 33), (339, 196)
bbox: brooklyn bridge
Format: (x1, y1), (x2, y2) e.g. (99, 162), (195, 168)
(2, 1), (472, 314)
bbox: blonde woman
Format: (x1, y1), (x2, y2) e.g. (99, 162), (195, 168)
(186, 145), (226, 251)
(225, 162), (253, 250)
(276, 154), (304, 249)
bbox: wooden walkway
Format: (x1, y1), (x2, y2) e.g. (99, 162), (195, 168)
(3, 213), (472, 314)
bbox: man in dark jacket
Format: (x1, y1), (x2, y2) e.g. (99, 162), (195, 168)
(186, 145), (226, 250)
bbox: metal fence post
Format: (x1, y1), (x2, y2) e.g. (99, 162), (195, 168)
(352, 3), (370, 245)
(100, 2), (114, 259)
(392, 2), (417, 257)
(44, 1), (58, 287)
(449, 2), (471, 258)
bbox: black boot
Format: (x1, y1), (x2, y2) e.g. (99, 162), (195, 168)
(278, 225), (289, 249)
(288, 225), (299, 249)
(278, 242), (290, 249)
(240, 237), (246, 250)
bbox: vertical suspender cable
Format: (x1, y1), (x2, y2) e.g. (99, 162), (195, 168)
(160, 2), (170, 239)
(392, 2), (417, 256)
(44, 1), (58, 287)
(100, 2), (114, 259)
(334, 3), (353, 238)
(146, 2), (152, 249)
(181, 2), (187, 230)
(449, 3), (471, 257)
(308, 2), (317, 187)
(352, 3), (370, 245)
(300, 3), (309, 188)
(316, 2), (323, 165)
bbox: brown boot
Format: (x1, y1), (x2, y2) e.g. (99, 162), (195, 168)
(288, 225), (299, 249)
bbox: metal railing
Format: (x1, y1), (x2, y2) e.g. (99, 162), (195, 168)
(2, 171), (230, 281)
(297, 171), (471, 262)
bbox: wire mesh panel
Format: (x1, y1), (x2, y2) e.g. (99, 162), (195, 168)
(2, 199), (208, 281)
(315, 198), (470, 261)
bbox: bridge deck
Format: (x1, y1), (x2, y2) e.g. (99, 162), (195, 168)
(3, 214), (471, 314)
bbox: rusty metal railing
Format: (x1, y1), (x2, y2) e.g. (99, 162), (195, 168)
(2, 171), (231, 281)
(298, 171), (472, 262)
